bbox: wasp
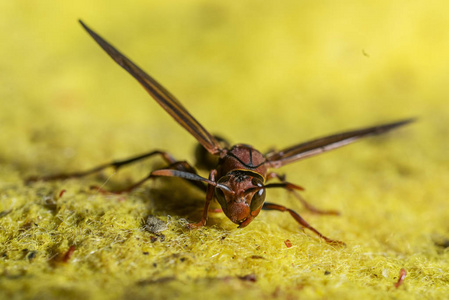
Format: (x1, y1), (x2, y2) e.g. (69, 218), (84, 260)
(28, 20), (414, 246)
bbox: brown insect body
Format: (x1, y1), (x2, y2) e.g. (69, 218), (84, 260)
(214, 145), (268, 227)
(28, 21), (415, 246)
(217, 144), (268, 177)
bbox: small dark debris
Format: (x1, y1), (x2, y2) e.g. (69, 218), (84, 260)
(324, 271), (331, 275)
(180, 257), (186, 262)
(394, 268), (407, 288)
(58, 189), (67, 198)
(19, 222), (35, 232)
(62, 246), (75, 263)
(238, 274), (257, 282)
(4, 271), (26, 280)
(143, 252), (149, 255)
(49, 246), (76, 266)
(2, 252), (8, 259)
(153, 263), (157, 267)
(0, 209), (12, 218)
(27, 251), (37, 262)
(250, 255), (265, 260)
(137, 276), (175, 286)
(435, 239), (449, 249)
(362, 49), (370, 57)
(144, 215), (167, 234)
(149, 233), (165, 243)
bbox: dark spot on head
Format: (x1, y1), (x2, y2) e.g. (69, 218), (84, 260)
(235, 174), (249, 183)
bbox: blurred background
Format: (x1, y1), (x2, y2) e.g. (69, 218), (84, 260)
(1, 0), (448, 226)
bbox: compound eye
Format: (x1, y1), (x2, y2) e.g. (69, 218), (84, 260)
(250, 187), (266, 212)
(215, 188), (227, 210)
(251, 177), (262, 186)
(215, 175), (231, 210)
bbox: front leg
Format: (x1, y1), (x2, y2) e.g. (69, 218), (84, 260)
(262, 202), (345, 246)
(266, 172), (339, 215)
(187, 169), (217, 229)
(92, 161), (206, 194)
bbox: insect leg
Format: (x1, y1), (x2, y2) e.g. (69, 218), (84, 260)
(26, 150), (177, 183)
(262, 202), (345, 246)
(266, 172), (339, 215)
(266, 172), (286, 182)
(185, 169), (217, 229)
(92, 160), (206, 194)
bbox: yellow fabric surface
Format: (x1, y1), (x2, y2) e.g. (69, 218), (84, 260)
(1, 1), (448, 299)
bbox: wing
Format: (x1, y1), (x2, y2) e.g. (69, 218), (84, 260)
(265, 119), (415, 168)
(79, 20), (223, 155)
